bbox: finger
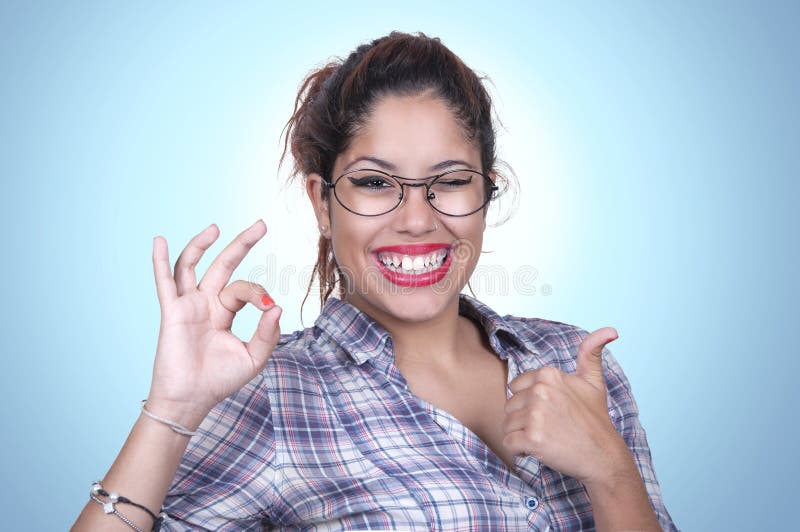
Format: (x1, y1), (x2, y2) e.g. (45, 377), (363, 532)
(246, 305), (282, 372)
(505, 382), (554, 416)
(198, 220), (267, 295)
(508, 370), (537, 394)
(503, 430), (535, 457)
(508, 367), (563, 394)
(575, 327), (618, 388)
(503, 408), (531, 434)
(218, 280), (274, 314)
(173, 223), (220, 296)
(152, 236), (177, 307)
(504, 390), (530, 415)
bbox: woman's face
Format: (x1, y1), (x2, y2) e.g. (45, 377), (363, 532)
(307, 92), (488, 324)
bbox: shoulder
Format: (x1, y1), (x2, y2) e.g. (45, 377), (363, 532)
(270, 328), (318, 368)
(503, 314), (589, 352)
(501, 314), (592, 371)
(257, 325), (349, 390)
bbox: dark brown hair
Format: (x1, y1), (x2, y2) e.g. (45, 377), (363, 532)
(280, 31), (513, 310)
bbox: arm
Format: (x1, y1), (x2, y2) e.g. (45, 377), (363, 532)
(72, 221), (282, 531)
(72, 401), (210, 531)
(599, 348), (677, 530)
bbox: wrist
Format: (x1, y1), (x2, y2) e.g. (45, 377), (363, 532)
(142, 395), (212, 432)
(581, 438), (661, 531)
(582, 433), (639, 492)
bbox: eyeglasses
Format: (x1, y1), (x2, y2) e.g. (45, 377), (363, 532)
(325, 168), (498, 217)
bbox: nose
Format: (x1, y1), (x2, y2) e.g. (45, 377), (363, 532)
(392, 183), (438, 236)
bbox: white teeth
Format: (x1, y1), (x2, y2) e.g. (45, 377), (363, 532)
(377, 249), (448, 274)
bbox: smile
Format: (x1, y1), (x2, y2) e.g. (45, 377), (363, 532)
(377, 249), (447, 273)
(372, 243), (453, 287)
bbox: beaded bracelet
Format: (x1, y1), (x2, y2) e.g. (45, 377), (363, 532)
(90, 481), (165, 531)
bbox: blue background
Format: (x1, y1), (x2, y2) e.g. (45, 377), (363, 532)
(1, 1), (797, 530)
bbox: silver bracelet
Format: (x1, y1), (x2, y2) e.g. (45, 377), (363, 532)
(140, 400), (198, 436)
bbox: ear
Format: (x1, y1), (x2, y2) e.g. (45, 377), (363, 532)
(480, 170), (498, 229)
(306, 173), (331, 237)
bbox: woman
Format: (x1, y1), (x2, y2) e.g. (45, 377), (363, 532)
(73, 31), (676, 531)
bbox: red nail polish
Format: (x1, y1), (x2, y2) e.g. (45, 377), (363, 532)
(261, 294), (274, 307)
(606, 336), (618, 344)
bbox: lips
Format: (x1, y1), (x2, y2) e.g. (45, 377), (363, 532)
(371, 243), (453, 287)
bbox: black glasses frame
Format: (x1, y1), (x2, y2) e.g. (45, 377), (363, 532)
(325, 168), (499, 217)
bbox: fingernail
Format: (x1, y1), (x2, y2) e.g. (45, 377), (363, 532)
(606, 336), (618, 344)
(261, 294), (274, 307)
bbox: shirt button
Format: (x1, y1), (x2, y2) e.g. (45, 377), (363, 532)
(525, 496), (539, 511)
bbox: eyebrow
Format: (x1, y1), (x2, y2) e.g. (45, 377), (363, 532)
(342, 156), (477, 173)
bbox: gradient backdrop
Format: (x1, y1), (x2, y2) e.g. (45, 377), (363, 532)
(1, 1), (797, 530)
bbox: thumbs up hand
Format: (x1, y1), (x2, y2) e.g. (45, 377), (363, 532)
(503, 327), (630, 485)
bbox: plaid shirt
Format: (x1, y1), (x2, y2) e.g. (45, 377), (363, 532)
(160, 294), (676, 531)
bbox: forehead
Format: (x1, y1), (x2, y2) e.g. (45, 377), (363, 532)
(336, 93), (480, 174)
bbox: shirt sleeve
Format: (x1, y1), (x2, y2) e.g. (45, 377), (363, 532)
(602, 347), (678, 531)
(157, 372), (279, 531)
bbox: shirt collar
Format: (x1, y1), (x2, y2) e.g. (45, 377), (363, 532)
(313, 297), (392, 365)
(457, 294), (533, 358)
(314, 294), (533, 365)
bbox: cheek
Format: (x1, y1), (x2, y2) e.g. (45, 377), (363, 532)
(448, 222), (485, 267)
(329, 212), (380, 264)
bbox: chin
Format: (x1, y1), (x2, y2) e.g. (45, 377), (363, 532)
(384, 290), (456, 323)
(348, 272), (464, 324)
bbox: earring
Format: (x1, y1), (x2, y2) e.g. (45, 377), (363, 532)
(319, 224), (327, 233)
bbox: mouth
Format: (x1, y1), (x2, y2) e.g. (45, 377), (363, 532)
(372, 243), (453, 287)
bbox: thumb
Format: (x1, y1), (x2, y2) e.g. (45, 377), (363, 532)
(246, 305), (282, 371)
(575, 327), (618, 388)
